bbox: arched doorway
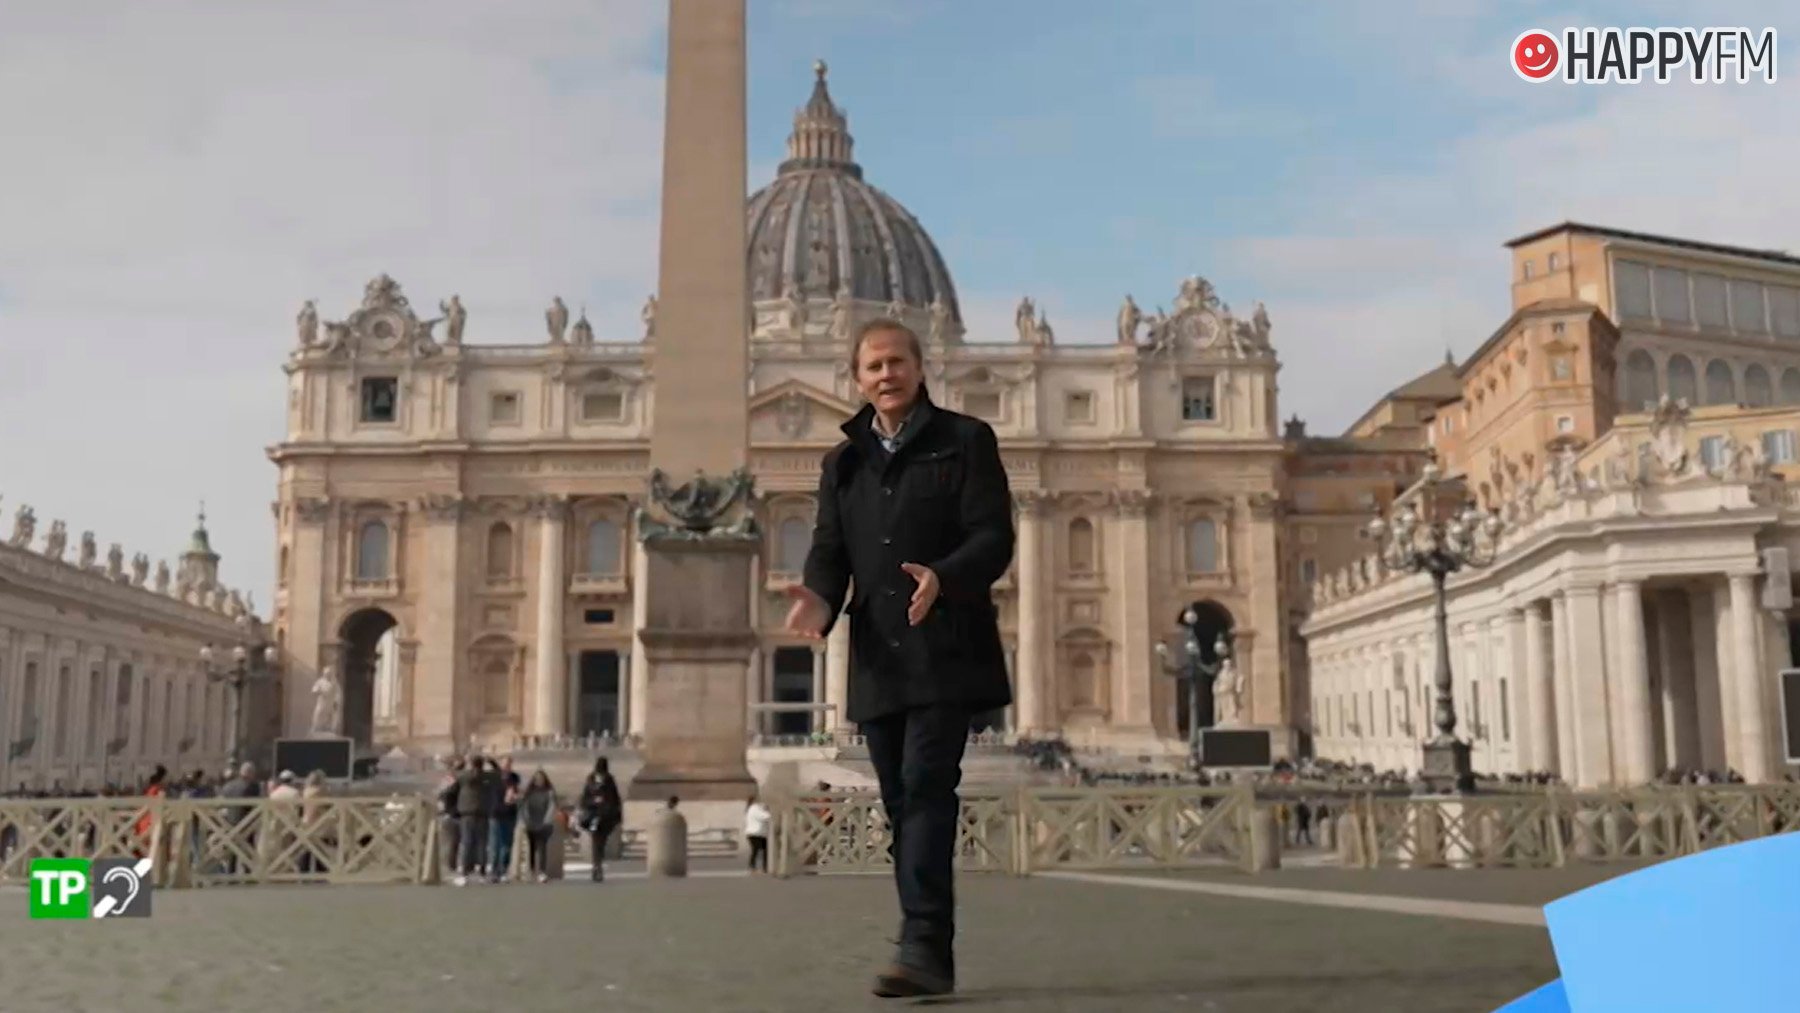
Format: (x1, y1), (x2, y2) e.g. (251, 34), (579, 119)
(339, 608), (399, 750)
(1173, 600), (1234, 739)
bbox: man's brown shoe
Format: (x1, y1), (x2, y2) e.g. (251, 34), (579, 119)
(871, 961), (955, 998)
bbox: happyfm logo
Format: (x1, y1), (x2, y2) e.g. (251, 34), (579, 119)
(1513, 30), (1560, 80)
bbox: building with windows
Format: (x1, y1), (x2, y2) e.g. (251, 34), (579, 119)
(267, 66), (1314, 759)
(1304, 223), (1800, 786)
(0, 505), (264, 790)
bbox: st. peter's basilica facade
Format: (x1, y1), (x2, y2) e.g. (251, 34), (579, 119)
(265, 66), (1365, 760)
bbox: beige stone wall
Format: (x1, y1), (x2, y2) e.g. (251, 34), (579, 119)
(0, 536), (255, 790)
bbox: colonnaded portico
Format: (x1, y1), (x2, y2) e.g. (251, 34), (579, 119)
(1306, 399), (1800, 787)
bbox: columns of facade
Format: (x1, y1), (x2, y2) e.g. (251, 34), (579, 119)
(1244, 494), (1285, 728)
(1610, 579), (1655, 785)
(410, 498), (463, 748)
(1691, 585), (1728, 770)
(628, 537), (650, 737)
(1519, 604), (1554, 773)
(1726, 573), (1773, 782)
(1013, 491), (1049, 733)
(810, 644), (825, 731)
(1549, 592), (1576, 780)
(824, 616), (850, 732)
(531, 499), (568, 737)
(1111, 491), (1156, 734)
(1653, 592), (1699, 769)
(1564, 587), (1614, 788)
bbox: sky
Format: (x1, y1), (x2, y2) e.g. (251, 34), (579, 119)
(0, 0), (1795, 604)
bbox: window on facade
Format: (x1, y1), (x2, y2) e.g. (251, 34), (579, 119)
(87, 666), (103, 757)
(1731, 280), (1768, 333)
(1622, 349), (1658, 410)
(1556, 415), (1575, 433)
(1745, 365), (1775, 408)
(1548, 252), (1562, 272)
(1180, 376), (1216, 422)
(963, 391), (1001, 421)
(482, 658), (510, 716)
(1499, 678), (1511, 741)
(1770, 286), (1800, 339)
(359, 377), (399, 423)
(580, 390), (625, 423)
(52, 665), (72, 758)
(1522, 260), (1535, 279)
(1550, 356), (1572, 381)
(1651, 267), (1692, 323)
(1761, 429), (1797, 464)
(17, 661), (40, 752)
(1699, 435), (1726, 471)
(1069, 652), (1096, 708)
(114, 664), (132, 746)
(489, 391), (521, 424)
(1614, 260), (1653, 319)
(485, 523), (513, 580)
(777, 517), (809, 574)
(585, 519), (621, 575)
(1067, 518), (1096, 573)
(1667, 354), (1700, 404)
(1704, 359), (1737, 406)
(356, 521), (390, 581)
(1782, 368), (1800, 406)
(1186, 518), (1218, 573)
(1694, 274), (1730, 328)
(1300, 558), (1317, 585)
(1064, 390), (1095, 424)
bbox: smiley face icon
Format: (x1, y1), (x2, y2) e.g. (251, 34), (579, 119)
(1512, 30), (1559, 81)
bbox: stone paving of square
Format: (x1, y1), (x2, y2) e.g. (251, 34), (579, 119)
(0, 866), (1564, 1013)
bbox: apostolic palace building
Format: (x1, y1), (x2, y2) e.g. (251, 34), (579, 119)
(5, 66), (1800, 790)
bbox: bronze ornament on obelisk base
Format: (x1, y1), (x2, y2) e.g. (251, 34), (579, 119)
(624, 0), (760, 829)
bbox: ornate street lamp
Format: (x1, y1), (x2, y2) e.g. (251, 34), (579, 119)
(202, 637), (280, 767)
(1155, 608), (1233, 768)
(1362, 461), (1504, 795)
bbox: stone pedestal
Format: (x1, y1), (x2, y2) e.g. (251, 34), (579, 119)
(647, 806), (690, 878)
(1245, 807), (1281, 873)
(1419, 737), (1474, 795)
(627, 537), (758, 803)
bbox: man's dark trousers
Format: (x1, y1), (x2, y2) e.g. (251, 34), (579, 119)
(863, 702), (972, 964)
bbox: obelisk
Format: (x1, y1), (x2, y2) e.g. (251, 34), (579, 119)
(626, 0), (758, 817)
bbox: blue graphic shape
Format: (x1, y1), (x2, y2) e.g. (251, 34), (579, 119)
(1542, 832), (1800, 1012)
(1492, 978), (1567, 1013)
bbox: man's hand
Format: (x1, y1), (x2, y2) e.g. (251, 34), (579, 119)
(900, 562), (940, 626)
(783, 584), (830, 639)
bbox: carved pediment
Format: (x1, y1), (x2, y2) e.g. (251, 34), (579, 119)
(314, 274), (443, 361)
(749, 380), (857, 442)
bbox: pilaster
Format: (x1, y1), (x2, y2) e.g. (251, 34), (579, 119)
(1013, 490), (1052, 732)
(413, 494), (465, 749)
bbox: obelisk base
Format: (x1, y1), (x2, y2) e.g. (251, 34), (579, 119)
(626, 537), (758, 812)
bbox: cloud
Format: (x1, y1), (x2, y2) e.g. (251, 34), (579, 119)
(0, 1), (667, 601)
(1228, 64), (1800, 436)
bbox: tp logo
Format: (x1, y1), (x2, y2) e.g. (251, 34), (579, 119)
(1513, 30), (1561, 80)
(29, 857), (153, 919)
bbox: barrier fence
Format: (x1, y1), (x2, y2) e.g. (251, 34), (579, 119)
(1, 784), (1795, 888)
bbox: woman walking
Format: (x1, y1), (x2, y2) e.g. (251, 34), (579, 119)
(577, 758), (622, 883)
(520, 770), (559, 883)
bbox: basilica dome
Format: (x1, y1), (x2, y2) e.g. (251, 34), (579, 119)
(747, 62), (962, 327)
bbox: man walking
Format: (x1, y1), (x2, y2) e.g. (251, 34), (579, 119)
(786, 318), (1015, 998)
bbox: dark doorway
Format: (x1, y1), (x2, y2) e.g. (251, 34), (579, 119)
(339, 608), (399, 750)
(771, 646), (815, 736)
(577, 651), (621, 738)
(1174, 600), (1234, 740)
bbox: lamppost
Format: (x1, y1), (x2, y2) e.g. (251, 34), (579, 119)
(1362, 461), (1504, 795)
(1155, 608), (1233, 768)
(201, 635), (278, 767)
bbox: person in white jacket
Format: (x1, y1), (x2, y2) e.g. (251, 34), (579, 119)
(744, 794), (772, 874)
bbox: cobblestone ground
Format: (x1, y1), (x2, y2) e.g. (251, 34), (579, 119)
(1, 870), (1556, 1013)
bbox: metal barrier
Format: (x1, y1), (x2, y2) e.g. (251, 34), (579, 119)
(4, 783), (1796, 887)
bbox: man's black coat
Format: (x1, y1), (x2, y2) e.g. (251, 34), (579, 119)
(802, 393), (1016, 724)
